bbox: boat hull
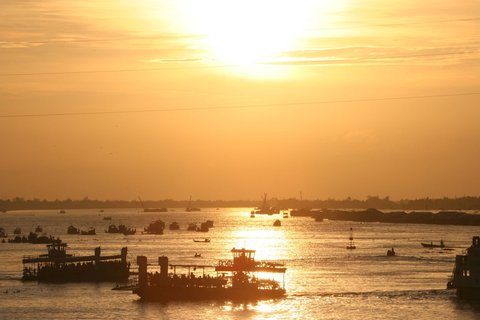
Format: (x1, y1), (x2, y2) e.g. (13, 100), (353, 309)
(455, 287), (480, 298)
(134, 286), (286, 302)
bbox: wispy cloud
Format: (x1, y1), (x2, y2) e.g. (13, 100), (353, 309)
(264, 44), (480, 67)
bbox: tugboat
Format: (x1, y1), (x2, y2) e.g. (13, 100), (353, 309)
(193, 238), (211, 243)
(447, 236), (480, 297)
(387, 248), (396, 257)
(22, 243), (129, 282)
(132, 247), (286, 301)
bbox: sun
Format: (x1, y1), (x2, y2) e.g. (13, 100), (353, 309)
(178, 0), (320, 78)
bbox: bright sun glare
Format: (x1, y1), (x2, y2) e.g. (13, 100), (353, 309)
(177, 1), (330, 78)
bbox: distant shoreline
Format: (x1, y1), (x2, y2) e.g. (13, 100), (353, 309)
(2, 196), (480, 212)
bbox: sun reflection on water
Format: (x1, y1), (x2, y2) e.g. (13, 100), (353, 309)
(227, 228), (286, 261)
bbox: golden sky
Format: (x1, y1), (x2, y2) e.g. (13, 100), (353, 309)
(0, 0), (479, 200)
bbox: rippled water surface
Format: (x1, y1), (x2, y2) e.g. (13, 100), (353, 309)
(1, 208), (480, 319)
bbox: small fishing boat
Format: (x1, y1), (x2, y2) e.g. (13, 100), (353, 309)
(273, 220), (281, 227)
(35, 226), (43, 233)
(421, 240), (445, 248)
(13, 227), (21, 235)
(193, 238), (210, 243)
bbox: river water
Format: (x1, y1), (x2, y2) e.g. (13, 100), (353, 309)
(0, 208), (479, 319)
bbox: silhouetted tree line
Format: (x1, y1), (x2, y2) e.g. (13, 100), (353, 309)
(2, 195), (480, 211)
(0, 197), (260, 211)
(278, 196), (480, 211)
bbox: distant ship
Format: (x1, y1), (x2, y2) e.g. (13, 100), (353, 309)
(250, 193), (280, 215)
(144, 208), (168, 212)
(138, 196), (168, 212)
(186, 196), (201, 212)
(447, 236), (480, 297)
(131, 247), (286, 301)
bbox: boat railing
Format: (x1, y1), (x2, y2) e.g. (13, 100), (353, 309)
(217, 260), (233, 267)
(258, 260), (285, 268)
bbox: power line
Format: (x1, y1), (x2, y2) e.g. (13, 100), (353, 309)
(1, 92), (478, 119)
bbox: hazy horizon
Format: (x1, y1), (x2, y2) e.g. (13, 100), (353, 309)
(1, 1), (479, 201)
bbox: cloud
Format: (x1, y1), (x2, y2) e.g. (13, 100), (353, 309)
(264, 44), (480, 67)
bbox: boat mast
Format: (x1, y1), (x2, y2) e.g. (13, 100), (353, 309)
(138, 196), (146, 211)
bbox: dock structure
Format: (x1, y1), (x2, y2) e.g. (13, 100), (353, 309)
(22, 243), (129, 282)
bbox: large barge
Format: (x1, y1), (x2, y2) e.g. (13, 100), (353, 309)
(447, 236), (480, 297)
(133, 248), (286, 301)
(22, 243), (130, 282)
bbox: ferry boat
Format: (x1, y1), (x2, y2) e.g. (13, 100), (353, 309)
(447, 236), (480, 297)
(132, 247), (286, 301)
(22, 243), (129, 282)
